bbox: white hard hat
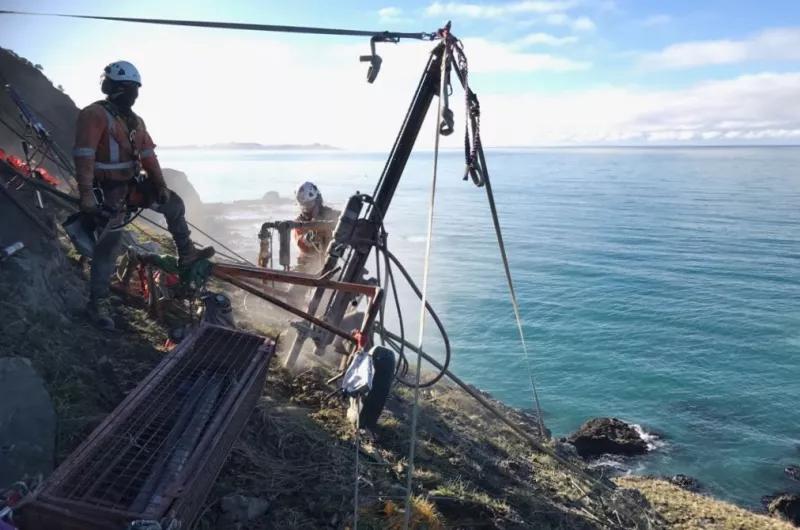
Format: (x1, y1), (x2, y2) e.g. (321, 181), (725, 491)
(296, 181), (320, 207)
(102, 61), (142, 86)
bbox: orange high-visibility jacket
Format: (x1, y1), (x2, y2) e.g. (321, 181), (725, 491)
(72, 102), (166, 194)
(293, 207), (339, 252)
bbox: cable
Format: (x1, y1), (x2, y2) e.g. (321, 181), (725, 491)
(0, 10), (438, 40)
(184, 219), (254, 266)
(0, 112), (75, 187)
(481, 164), (546, 438)
(356, 193), (448, 387)
(0, 85), (76, 175)
(137, 214), (244, 264)
(381, 246), (450, 387)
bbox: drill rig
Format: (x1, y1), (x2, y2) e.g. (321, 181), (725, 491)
(280, 27), (486, 374)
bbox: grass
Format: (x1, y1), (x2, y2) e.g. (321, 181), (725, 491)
(616, 476), (794, 530)
(357, 497), (444, 530)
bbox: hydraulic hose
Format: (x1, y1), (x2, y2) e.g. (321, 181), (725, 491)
(380, 245), (451, 388)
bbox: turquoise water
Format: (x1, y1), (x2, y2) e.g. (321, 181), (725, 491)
(158, 147), (800, 507)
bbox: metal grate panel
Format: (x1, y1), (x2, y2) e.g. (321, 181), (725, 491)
(20, 324), (274, 530)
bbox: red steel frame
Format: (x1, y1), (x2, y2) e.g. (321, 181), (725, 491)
(212, 262), (383, 352)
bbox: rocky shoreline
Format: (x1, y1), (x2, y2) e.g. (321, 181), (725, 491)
(558, 416), (800, 526)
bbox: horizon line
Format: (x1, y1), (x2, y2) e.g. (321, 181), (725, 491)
(159, 143), (800, 151)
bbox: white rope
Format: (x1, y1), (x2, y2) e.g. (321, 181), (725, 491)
(353, 395), (361, 529)
(402, 41), (449, 530)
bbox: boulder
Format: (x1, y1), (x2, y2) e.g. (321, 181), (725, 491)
(768, 494), (800, 525)
(554, 441), (579, 460)
(785, 465), (800, 482)
(262, 190), (281, 204)
(566, 417), (648, 458)
(0, 357), (56, 487)
(669, 474), (702, 492)
(162, 168), (203, 216)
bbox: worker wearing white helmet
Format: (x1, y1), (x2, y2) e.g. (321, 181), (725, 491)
(72, 60), (214, 330)
(292, 181), (340, 273)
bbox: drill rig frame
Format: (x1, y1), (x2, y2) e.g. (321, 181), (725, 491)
(282, 29), (488, 368)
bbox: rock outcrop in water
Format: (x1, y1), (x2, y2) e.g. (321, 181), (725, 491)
(668, 474), (702, 492)
(768, 494), (800, 526)
(566, 417), (649, 458)
(162, 167), (203, 217)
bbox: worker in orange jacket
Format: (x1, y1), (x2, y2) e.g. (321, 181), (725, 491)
(292, 181), (339, 273)
(73, 61), (213, 330)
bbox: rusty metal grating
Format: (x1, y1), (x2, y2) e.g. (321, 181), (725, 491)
(20, 324), (274, 530)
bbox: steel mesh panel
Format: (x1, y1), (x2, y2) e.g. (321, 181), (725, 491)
(21, 324), (274, 530)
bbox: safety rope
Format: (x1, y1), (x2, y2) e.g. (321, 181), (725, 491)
(402, 38), (450, 530)
(0, 78), (76, 176)
(353, 395), (361, 529)
(137, 214), (250, 265)
(0, 10), (437, 40)
(483, 168), (546, 438)
(0, 114), (73, 177)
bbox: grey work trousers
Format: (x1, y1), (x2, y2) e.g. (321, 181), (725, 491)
(89, 181), (191, 300)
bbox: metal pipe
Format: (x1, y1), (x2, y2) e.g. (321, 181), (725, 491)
(213, 262), (376, 297)
(213, 271), (358, 344)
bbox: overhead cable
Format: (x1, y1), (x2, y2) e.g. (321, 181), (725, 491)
(0, 10), (437, 40)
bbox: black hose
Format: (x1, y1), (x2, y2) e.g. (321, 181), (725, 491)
(380, 245), (451, 388)
(386, 245), (409, 379)
(355, 192), (449, 387)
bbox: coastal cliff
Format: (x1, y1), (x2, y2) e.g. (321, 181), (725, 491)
(0, 47), (796, 530)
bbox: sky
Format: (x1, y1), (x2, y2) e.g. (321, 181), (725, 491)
(1, 0), (800, 148)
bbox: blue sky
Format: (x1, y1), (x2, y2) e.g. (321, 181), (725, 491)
(1, 0), (799, 147)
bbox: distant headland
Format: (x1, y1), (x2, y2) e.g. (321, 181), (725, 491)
(159, 142), (339, 150)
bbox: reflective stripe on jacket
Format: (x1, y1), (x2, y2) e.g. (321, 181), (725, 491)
(73, 102), (165, 193)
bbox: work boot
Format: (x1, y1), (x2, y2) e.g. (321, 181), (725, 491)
(88, 297), (115, 331)
(178, 244), (215, 268)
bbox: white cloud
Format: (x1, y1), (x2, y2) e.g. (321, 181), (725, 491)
(517, 32), (578, 46)
(478, 72), (800, 145)
(545, 13), (595, 31)
(379, 7), (402, 19)
(423, 1), (595, 32)
(571, 16), (596, 31)
(640, 14), (671, 27)
(378, 6), (411, 24)
(641, 27), (800, 69)
(33, 19), (799, 150)
(462, 37), (589, 71)
(425, 1), (576, 18)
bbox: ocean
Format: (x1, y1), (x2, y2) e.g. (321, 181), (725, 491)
(158, 146), (800, 508)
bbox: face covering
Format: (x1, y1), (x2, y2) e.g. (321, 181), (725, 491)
(109, 83), (139, 112)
